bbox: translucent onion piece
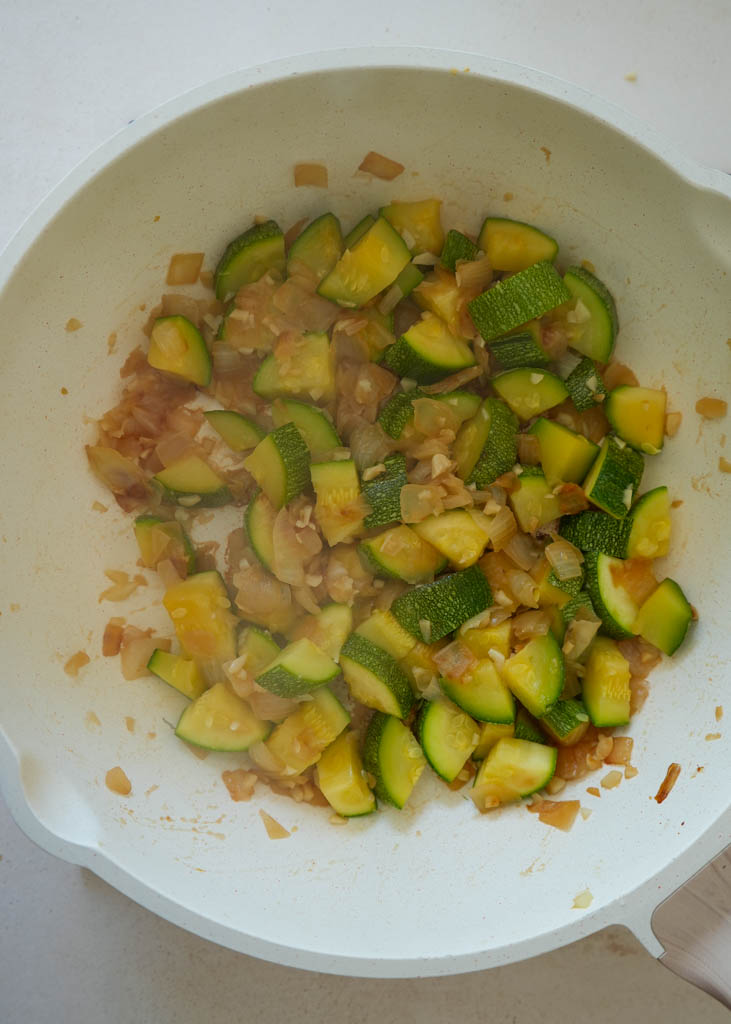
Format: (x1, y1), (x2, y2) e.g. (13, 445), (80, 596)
(545, 539), (584, 580)
(166, 252), (204, 286)
(294, 163), (328, 188)
(358, 151), (404, 180)
(489, 506), (517, 551)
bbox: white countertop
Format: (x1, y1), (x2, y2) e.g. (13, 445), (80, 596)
(1, 2), (729, 1021)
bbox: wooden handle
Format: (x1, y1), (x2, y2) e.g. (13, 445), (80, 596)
(651, 847), (731, 1008)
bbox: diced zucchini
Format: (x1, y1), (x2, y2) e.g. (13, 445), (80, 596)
(473, 721), (515, 760)
(626, 486), (671, 559)
(440, 657), (515, 724)
(478, 217), (558, 273)
(454, 397), (519, 486)
(378, 390), (420, 439)
(316, 731), (376, 817)
(265, 687), (350, 775)
(605, 386), (667, 455)
(318, 216), (411, 307)
(634, 578), (692, 655)
(547, 565), (584, 598)
(134, 515), (196, 574)
(529, 417), (599, 487)
(559, 509), (630, 558)
(310, 459), (364, 546)
(392, 263), (424, 299)
(380, 199), (444, 256)
(204, 410), (264, 451)
(355, 610), (417, 660)
(513, 708), (546, 744)
(441, 229), (478, 271)
(343, 213), (376, 249)
(255, 637), (339, 698)
(413, 269), (466, 339)
(383, 314), (475, 384)
(390, 565), (493, 642)
(562, 265), (618, 363)
(243, 422), (310, 509)
(359, 525), (447, 584)
(153, 454), (231, 508)
(437, 390), (482, 423)
(288, 603), (353, 662)
(582, 636), (631, 727)
(362, 454), (407, 529)
(472, 738), (557, 809)
(540, 698), (590, 746)
(339, 634), (414, 718)
(502, 632), (564, 718)
(488, 321), (550, 370)
(412, 509), (492, 569)
(458, 620), (512, 660)
(363, 712), (427, 809)
(417, 698), (479, 782)
(214, 220), (285, 300)
(287, 212), (343, 282)
(253, 331), (335, 403)
(582, 436), (644, 519)
(175, 683), (270, 751)
(491, 367), (569, 422)
(560, 591), (595, 625)
(270, 399), (340, 459)
(244, 490), (276, 570)
(584, 552), (639, 640)
(162, 571), (238, 662)
(508, 467), (561, 532)
(147, 649), (206, 700)
(148, 316), (211, 386)
(564, 356), (606, 412)
(468, 261), (571, 342)
(237, 625), (280, 675)
(532, 556), (573, 608)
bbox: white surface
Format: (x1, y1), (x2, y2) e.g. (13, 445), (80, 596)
(1, 1), (729, 1021)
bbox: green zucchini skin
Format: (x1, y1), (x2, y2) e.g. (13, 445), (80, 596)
(390, 566), (493, 642)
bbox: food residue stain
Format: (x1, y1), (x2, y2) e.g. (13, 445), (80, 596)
(145, 784), (159, 797)
(153, 215), (160, 223)
(572, 889), (593, 909)
(64, 650), (90, 677)
(92, 501), (108, 513)
(581, 259), (596, 274)
(107, 332), (117, 354)
(654, 762), (681, 803)
(719, 457), (731, 474)
(715, 706), (723, 721)
(540, 146), (552, 164)
(60, 387), (68, 395)
(105, 766), (131, 796)
(624, 72), (638, 82)
(147, 731), (156, 740)
(705, 732), (721, 741)
(579, 807), (592, 820)
(520, 858), (546, 876)
(586, 786), (601, 798)
(85, 711), (101, 731)
(696, 397), (727, 420)
(503, 192), (514, 202)
(9, 603), (20, 612)
(259, 809), (290, 840)
(65, 318), (83, 332)
(124, 716), (135, 733)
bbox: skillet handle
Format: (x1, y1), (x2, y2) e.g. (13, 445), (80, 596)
(651, 847), (731, 1008)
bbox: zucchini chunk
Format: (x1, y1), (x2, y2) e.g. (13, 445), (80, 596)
(339, 634), (414, 718)
(472, 738), (557, 810)
(363, 712), (427, 808)
(316, 730), (376, 817)
(468, 261), (570, 342)
(147, 650), (206, 701)
(318, 216), (410, 307)
(255, 637), (340, 698)
(175, 684), (269, 751)
(582, 636), (631, 727)
(502, 632), (564, 718)
(634, 578), (692, 655)
(390, 565), (493, 642)
(417, 698), (480, 782)
(477, 217), (558, 272)
(148, 316), (211, 386)
(204, 410), (264, 451)
(215, 220), (285, 300)
(243, 422), (310, 509)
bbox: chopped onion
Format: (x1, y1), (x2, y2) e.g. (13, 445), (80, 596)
(455, 254), (493, 292)
(294, 162), (328, 188)
(562, 617), (600, 659)
(512, 609), (552, 640)
(248, 687), (299, 723)
(412, 397), (460, 437)
(377, 284), (403, 315)
(119, 627), (168, 680)
(488, 506), (517, 551)
(284, 217), (309, 249)
(606, 737), (634, 765)
(602, 361), (639, 390)
(618, 636), (662, 679)
(412, 252), (439, 266)
(506, 569), (540, 608)
(503, 531), (541, 571)
(664, 411), (682, 437)
(166, 252), (204, 286)
(400, 483), (444, 523)
(695, 396), (727, 420)
(517, 433), (541, 465)
(433, 641), (476, 680)
(358, 150), (404, 180)
(556, 483), (589, 516)
(545, 538), (584, 580)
